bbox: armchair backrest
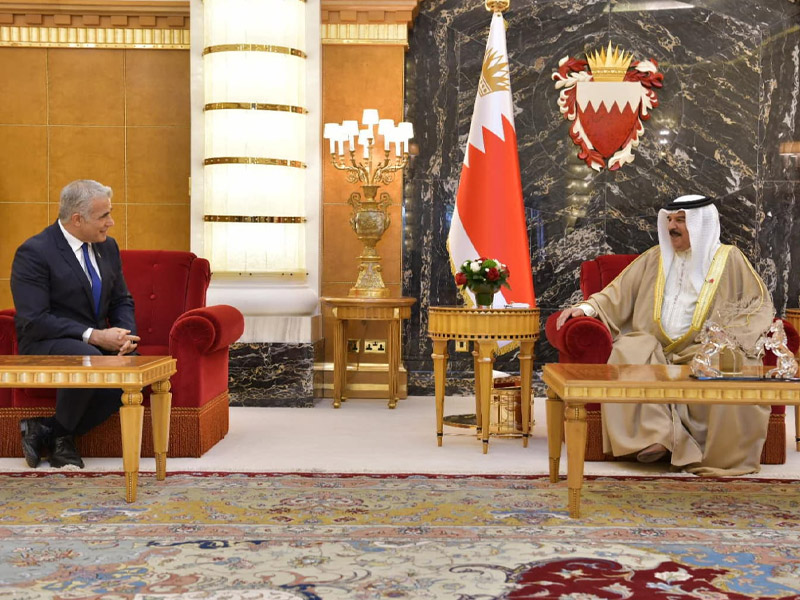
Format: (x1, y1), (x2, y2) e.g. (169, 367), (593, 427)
(580, 254), (638, 299)
(121, 250), (211, 347)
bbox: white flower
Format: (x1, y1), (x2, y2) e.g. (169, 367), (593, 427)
(470, 261), (482, 273)
(654, 568), (691, 583)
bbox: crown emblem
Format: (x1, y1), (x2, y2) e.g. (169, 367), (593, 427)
(479, 47), (510, 97)
(586, 42), (633, 82)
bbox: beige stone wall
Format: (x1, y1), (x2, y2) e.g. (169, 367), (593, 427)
(0, 46), (190, 309)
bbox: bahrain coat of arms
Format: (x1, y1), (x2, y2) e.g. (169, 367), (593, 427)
(552, 43), (664, 171)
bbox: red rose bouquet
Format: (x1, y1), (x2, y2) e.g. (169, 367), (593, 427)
(454, 257), (511, 307)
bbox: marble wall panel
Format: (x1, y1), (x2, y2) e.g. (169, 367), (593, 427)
(229, 342), (317, 407)
(759, 182), (800, 313)
(404, 0), (800, 394)
(761, 17), (800, 181)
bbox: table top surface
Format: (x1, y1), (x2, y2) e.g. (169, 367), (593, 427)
(322, 296), (417, 308)
(429, 305), (538, 314)
(543, 363), (800, 391)
(0, 355), (174, 371)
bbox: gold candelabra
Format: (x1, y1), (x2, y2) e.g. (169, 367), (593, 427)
(324, 111), (413, 298)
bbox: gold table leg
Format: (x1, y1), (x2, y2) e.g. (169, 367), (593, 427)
(795, 405), (800, 452)
(432, 340), (448, 446)
(476, 341), (494, 454)
(472, 349), (482, 439)
(120, 389), (144, 503)
(545, 387), (563, 484)
(150, 379), (172, 481)
(564, 402), (587, 518)
(519, 341), (534, 448)
(387, 317), (400, 409)
(332, 316), (346, 409)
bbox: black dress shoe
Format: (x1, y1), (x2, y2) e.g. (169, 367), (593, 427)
(19, 418), (53, 468)
(49, 435), (84, 469)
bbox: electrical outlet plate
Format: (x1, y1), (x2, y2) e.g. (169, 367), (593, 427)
(455, 340), (469, 352)
(347, 339), (360, 352)
(364, 339), (387, 353)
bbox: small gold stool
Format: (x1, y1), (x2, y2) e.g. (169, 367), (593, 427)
(443, 376), (533, 439)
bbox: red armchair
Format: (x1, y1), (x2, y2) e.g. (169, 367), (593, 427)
(0, 249), (244, 458)
(545, 254), (800, 464)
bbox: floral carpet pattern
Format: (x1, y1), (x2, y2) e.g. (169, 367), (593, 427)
(0, 473), (800, 599)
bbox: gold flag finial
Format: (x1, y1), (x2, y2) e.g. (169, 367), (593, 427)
(485, 0), (510, 12)
(586, 41), (633, 82)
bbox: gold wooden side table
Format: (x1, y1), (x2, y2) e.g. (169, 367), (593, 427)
(786, 308), (800, 450)
(322, 297), (416, 409)
(427, 306), (540, 453)
(0, 355), (176, 502)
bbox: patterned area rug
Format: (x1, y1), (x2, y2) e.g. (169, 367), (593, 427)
(1, 472), (800, 599)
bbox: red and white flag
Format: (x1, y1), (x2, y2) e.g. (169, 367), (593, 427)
(448, 11), (535, 311)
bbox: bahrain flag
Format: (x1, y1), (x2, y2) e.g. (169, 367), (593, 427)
(447, 11), (535, 314)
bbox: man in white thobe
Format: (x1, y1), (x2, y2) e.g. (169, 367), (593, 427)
(556, 194), (774, 475)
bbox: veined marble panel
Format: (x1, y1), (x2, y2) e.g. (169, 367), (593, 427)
(228, 341), (318, 407)
(759, 182), (800, 314)
(761, 17), (800, 181)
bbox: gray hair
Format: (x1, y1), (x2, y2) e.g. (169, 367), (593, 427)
(58, 180), (113, 223)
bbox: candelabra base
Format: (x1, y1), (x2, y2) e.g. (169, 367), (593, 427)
(348, 286), (389, 299)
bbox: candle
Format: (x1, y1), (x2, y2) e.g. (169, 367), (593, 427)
(322, 123), (337, 153)
(378, 119), (394, 151)
(398, 121), (414, 155)
(342, 120), (359, 153)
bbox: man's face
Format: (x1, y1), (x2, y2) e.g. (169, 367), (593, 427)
(72, 196), (114, 243)
(666, 210), (690, 252)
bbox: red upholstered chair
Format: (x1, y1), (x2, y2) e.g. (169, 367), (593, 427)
(545, 254), (800, 464)
(0, 250), (244, 458)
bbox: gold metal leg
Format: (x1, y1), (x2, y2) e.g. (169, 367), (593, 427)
(476, 341), (494, 454)
(332, 316), (346, 408)
(150, 379), (172, 481)
(519, 341), (535, 448)
(472, 350), (482, 438)
(545, 387), (563, 484)
(795, 405), (800, 452)
(432, 340), (448, 446)
(564, 402), (587, 518)
(387, 318), (400, 409)
(120, 389), (144, 503)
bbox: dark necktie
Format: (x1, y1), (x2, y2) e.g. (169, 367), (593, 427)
(81, 243), (102, 315)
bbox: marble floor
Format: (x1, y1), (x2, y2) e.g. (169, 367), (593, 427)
(2, 395), (800, 478)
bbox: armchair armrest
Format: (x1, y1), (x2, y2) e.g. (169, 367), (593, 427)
(545, 311), (614, 364)
(167, 305), (244, 409)
(169, 305), (244, 354)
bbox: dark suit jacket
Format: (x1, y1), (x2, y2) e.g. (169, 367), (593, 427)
(10, 222), (136, 355)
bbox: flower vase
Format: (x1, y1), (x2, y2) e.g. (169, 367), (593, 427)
(472, 284), (498, 309)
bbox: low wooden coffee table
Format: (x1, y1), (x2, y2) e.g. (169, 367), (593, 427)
(0, 355), (176, 502)
(542, 363), (800, 518)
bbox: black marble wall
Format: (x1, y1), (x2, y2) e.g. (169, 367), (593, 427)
(403, 0), (800, 393)
(229, 342), (318, 407)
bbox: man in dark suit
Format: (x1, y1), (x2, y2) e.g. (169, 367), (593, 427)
(11, 179), (140, 469)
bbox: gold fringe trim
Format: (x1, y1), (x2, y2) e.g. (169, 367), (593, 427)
(0, 391), (230, 458)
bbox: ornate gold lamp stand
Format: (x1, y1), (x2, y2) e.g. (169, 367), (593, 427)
(324, 110), (413, 298)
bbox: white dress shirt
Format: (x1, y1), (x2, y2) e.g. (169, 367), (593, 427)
(57, 220), (102, 343)
(660, 249), (696, 340)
